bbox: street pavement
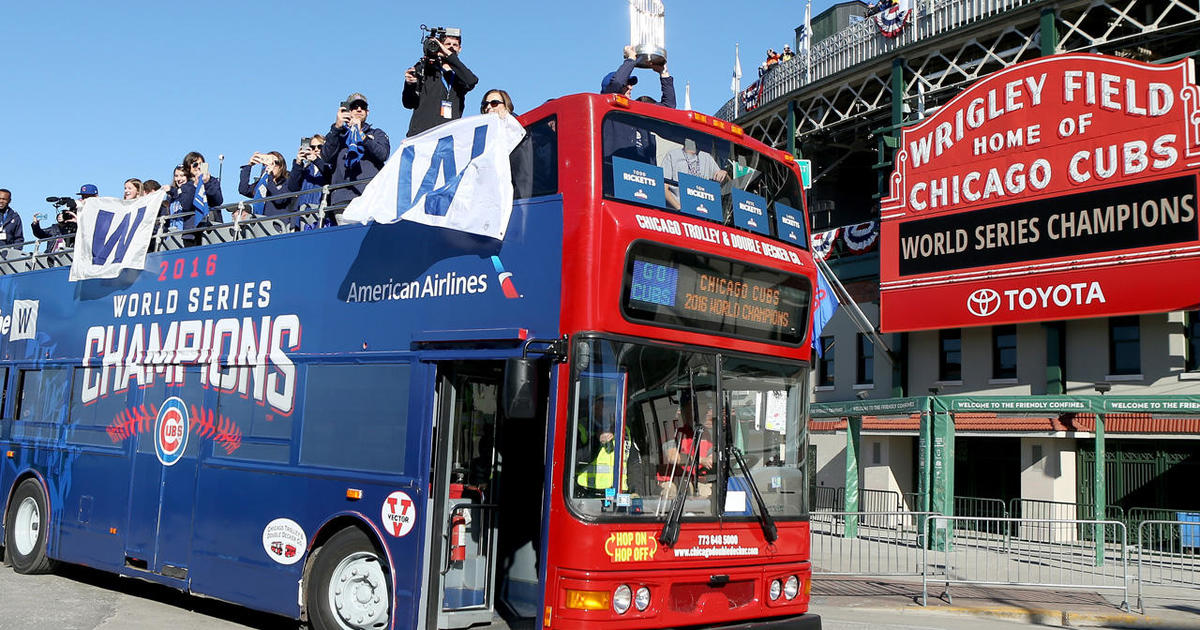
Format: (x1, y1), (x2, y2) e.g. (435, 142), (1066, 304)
(3, 554), (1200, 629)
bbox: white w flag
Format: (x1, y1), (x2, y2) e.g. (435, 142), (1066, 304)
(70, 190), (166, 281)
(342, 114), (526, 240)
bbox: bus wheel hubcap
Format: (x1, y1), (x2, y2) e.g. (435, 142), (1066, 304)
(329, 552), (388, 629)
(14, 497), (40, 556)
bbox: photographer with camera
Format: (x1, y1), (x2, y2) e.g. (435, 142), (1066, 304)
(32, 196), (77, 253)
(319, 93), (390, 209)
(0, 189), (25, 256)
(402, 26), (478, 137)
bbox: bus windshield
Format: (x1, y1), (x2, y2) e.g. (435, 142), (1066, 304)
(568, 337), (808, 521)
(601, 111), (807, 247)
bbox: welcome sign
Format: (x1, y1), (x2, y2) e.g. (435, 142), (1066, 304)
(879, 54), (1200, 331)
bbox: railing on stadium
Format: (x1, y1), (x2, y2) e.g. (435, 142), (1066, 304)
(713, 0), (1036, 121)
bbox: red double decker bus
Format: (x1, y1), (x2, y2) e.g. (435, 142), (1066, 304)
(0, 93), (819, 630)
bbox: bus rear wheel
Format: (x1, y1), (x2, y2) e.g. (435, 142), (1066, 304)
(4, 478), (56, 574)
(307, 527), (391, 630)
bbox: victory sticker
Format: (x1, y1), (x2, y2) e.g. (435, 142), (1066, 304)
(262, 518), (307, 565)
(154, 396), (189, 466)
(381, 491), (416, 538)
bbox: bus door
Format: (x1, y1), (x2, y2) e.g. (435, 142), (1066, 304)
(124, 368), (207, 580)
(428, 362), (503, 629)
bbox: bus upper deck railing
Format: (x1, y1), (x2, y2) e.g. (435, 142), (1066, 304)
(0, 177), (371, 276)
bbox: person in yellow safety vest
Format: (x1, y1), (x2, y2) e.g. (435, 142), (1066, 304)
(575, 396), (630, 493)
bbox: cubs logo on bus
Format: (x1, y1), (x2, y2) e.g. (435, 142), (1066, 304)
(155, 396), (189, 466)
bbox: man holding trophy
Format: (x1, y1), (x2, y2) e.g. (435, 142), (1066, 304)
(601, 0), (674, 108)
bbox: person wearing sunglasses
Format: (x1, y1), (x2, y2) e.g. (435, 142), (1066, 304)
(319, 92), (391, 209)
(287, 134), (331, 224)
(403, 27), (478, 137)
(177, 151), (224, 246)
(480, 89), (533, 199)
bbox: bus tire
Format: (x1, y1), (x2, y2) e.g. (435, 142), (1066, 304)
(4, 478), (56, 575)
(306, 527), (390, 630)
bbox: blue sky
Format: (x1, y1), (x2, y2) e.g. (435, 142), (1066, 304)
(0, 0), (836, 231)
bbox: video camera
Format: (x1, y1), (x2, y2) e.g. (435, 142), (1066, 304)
(45, 196), (78, 212)
(413, 24), (459, 79)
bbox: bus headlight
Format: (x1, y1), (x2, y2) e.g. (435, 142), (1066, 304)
(784, 575), (800, 600)
(613, 584), (632, 614)
(634, 586), (651, 611)
(769, 579), (782, 601)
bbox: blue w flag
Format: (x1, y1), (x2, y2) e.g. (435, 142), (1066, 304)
(192, 179), (210, 224)
(811, 267), (840, 357)
(342, 114), (527, 240)
(70, 190), (166, 281)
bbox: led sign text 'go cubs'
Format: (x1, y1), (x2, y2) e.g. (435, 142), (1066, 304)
(80, 280), (299, 415)
(879, 54), (1200, 331)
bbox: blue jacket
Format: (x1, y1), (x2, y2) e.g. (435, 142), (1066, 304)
(0, 208), (24, 248)
(177, 176), (224, 238)
(601, 58), (677, 109)
(286, 158), (331, 210)
(319, 122), (391, 207)
(238, 165), (293, 217)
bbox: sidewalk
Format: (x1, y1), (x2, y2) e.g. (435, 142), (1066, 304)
(810, 577), (1200, 628)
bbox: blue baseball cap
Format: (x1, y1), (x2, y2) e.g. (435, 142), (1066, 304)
(78, 184), (98, 196)
(601, 72), (637, 92)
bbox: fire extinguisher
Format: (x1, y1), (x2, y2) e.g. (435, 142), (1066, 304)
(449, 510), (467, 564)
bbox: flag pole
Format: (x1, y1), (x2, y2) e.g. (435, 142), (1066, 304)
(732, 42), (742, 119)
(815, 256), (897, 364)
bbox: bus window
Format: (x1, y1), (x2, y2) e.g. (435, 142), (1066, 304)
(568, 337), (809, 522)
(14, 367), (71, 441)
(217, 375), (292, 463)
(720, 357), (808, 517)
(67, 367), (128, 448)
(300, 364), (411, 474)
(600, 111), (805, 245)
(0, 366), (8, 419)
(568, 338), (719, 520)
(517, 116), (558, 199)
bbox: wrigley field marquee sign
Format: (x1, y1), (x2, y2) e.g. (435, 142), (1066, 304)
(880, 54), (1200, 331)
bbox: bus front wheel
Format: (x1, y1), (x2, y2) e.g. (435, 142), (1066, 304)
(307, 527), (391, 630)
(4, 478), (56, 574)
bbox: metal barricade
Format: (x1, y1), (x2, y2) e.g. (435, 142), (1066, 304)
(811, 511), (937, 577)
(923, 516), (1130, 611)
(811, 486), (844, 512)
(1008, 498), (1124, 543)
(1136, 519), (1200, 613)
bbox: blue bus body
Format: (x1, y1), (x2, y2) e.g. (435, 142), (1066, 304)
(0, 196), (564, 626)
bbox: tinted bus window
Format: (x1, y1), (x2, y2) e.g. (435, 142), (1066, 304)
(67, 368), (129, 448)
(601, 111), (805, 245)
(217, 379), (293, 463)
(301, 364), (411, 474)
(15, 367), (72, 440)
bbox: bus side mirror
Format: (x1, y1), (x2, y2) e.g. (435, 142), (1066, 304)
(503, 357), (540, 419)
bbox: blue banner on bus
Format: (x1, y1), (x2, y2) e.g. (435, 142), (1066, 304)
(774, 202), (807, 246)
(612, 156), (665, 208)
(732, 188), (770, 236)
(676, 173), (722, 221)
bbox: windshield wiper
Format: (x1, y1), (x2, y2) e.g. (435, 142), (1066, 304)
(660, 373), (701, 547)
(660, 422), (703, 547)
(728, 445), (778, 543)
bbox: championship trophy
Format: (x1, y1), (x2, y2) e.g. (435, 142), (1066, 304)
(629, 0), (667, 67)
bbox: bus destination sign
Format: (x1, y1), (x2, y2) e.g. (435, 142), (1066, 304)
(622, 242), (810, 344)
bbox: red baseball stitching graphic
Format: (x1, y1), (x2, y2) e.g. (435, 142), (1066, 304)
(106, 404), (158, 442)
(104, 403), (242, 455)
